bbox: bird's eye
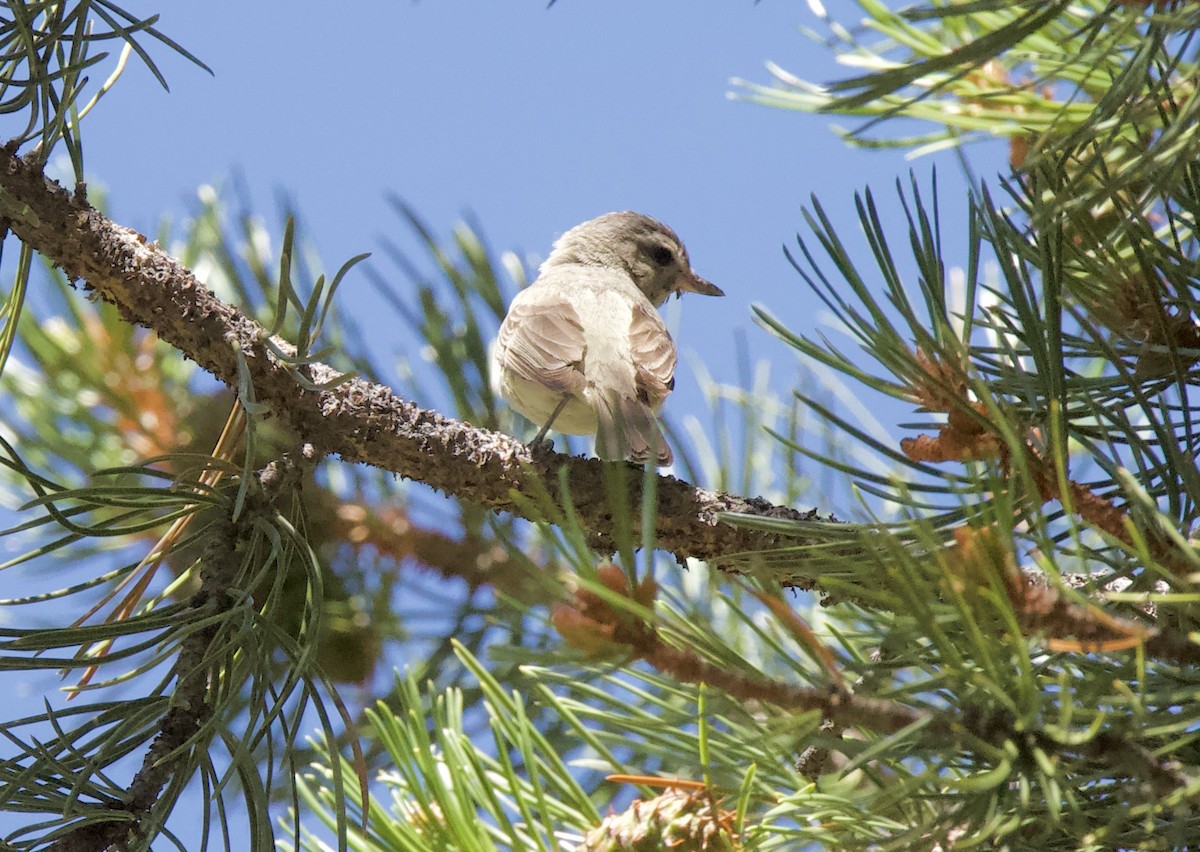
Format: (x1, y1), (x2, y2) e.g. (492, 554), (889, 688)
(646, 244), (674, 266)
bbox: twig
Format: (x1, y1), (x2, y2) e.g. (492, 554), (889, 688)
(47, 509), (241, 851)
(554, 564), (1192, 798)
(44, 456), (310, 851)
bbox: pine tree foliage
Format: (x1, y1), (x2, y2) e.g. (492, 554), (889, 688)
(1, 1), (1199, 850)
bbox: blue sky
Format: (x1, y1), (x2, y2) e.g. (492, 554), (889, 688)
(71, 0), (995, 446)
(4, 0), (1008, 844)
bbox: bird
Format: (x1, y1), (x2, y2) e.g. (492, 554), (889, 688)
(493, 211), (723, 466)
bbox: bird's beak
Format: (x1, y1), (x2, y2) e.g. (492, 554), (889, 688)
(675, 271), (724, 297)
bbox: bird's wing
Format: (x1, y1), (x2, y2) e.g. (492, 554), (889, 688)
(628, 300), (676, 409)
(496, 287), (587, 393)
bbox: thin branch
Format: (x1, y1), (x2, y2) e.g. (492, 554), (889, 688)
(554, 563), (1191, 798)
(46, 500), (242, 851)
(0, 149), (827, 574)
(44, 453), (312, 851)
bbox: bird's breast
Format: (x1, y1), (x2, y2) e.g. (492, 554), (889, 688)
(571, 285), (637, 382)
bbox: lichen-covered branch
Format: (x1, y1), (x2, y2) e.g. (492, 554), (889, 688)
(0, 148), (826, 572)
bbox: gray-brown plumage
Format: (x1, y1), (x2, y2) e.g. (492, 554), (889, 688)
(493, 211), (722, 466)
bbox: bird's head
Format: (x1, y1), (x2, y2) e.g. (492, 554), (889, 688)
(545, 211), (723, 307)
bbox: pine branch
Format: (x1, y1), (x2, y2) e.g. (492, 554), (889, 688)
(553, 563), (1191, 800)
(44, 490), (241, 851)
(41, 454), (312, 851)
(0, 148), (827, 575)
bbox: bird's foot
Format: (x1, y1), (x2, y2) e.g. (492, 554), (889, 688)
(528, 436), (558, 458)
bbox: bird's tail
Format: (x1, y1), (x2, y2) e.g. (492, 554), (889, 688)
(594, 391), (673, 466)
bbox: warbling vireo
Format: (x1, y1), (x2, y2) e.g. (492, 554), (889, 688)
(493, 211), (723, 466)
